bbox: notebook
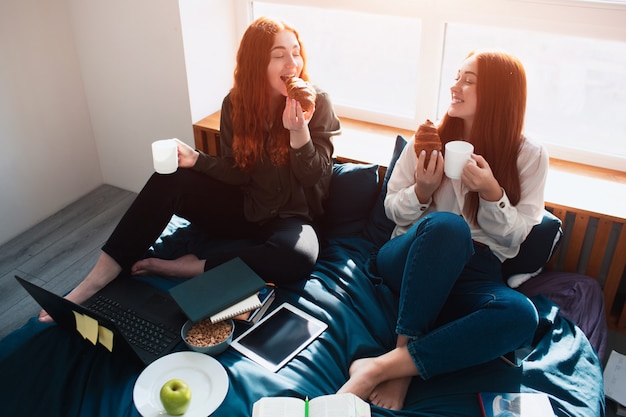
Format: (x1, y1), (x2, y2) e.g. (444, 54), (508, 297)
(237, 285), (276, 325)
(15, 275), (187, 366)
(169, 257), (266, 323)
(210, 293), (262, 323)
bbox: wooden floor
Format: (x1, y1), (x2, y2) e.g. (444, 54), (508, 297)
(0, 184), (136, 340)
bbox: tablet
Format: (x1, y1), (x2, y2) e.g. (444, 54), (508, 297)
(230, 303), (328, 372)
(500, 346), (534, 367)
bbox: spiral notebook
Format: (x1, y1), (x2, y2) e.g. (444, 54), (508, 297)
(169, 257), (266, 323)
(210, 293), (262, 323)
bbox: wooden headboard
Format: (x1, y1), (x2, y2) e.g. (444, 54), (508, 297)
(545, 203), (626, 333)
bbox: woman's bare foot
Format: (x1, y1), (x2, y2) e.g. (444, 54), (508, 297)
(131, 254), (205, 278)
(369, 376), (412, 410)
(38, 310), (53, 322)
(337, 357), (383, 401)
(39, 252), (122, 322)
(338, 344), (418, 409)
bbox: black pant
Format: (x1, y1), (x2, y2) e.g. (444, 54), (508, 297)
(102, 169), (320, 284)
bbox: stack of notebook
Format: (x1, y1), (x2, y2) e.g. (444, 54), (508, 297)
(168, 257), (267, 323)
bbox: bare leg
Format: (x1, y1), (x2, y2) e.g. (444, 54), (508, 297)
(337, 343), (418, 409)
(38, 252), (122, 322)
(130, 254), (205, 278)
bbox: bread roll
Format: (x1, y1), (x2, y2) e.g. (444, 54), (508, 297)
(285, 77), (316, 112)
(414, 119), (442, 169)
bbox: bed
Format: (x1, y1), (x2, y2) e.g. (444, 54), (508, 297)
(0, 135), (606, 417)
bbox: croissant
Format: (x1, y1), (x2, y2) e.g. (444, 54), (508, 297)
(414, 119), (442, 169)
(285, 77), (316, 112)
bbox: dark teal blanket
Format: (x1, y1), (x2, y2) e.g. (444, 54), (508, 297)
(0, 231), (605, 417)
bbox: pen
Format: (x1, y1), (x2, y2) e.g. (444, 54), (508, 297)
(304, 396), (309, 417)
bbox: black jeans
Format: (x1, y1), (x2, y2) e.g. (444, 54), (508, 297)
(102, 169), (320, 284)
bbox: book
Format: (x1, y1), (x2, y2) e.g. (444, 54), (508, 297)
(168, 257), (266, 323)
(478, 392), (555, 417)
(604, 350), (626, 408)
(252, 393), (370, 417)
(237, 285), (276, 325)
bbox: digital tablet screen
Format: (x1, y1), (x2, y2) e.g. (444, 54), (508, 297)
(231, 303), (327, 372)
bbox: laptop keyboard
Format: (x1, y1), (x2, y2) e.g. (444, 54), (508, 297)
(89, 296), (178, 355)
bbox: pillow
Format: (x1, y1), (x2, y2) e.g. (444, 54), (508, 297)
(503, 210), (563, 287)
(320, 162), (380, 239)
(362, 135), (408, 248)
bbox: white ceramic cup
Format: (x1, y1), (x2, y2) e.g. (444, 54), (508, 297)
(444, 140), (474, 179)
(151, 139), (178, 174)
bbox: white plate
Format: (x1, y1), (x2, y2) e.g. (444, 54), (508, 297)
(133, 351), (229, 417)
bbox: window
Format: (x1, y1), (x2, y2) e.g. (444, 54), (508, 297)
(439, 23), (626, 170)
(249, 0), (626, 171)
(252, 2), (422, 127)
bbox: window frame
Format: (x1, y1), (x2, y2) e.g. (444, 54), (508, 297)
(238, 0), (626, 171)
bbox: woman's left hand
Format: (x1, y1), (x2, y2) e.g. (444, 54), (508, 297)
(283, 97), (314, 149)
(462, 154), (503, 201)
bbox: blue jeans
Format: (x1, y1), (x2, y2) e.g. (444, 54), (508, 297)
(376, 212), (538, 379)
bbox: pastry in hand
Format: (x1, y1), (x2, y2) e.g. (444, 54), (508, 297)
(414, 119), (442, 169)
(284, 77), (316, 112)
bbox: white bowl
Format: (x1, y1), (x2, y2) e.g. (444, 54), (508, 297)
(181, 319), (234, 356)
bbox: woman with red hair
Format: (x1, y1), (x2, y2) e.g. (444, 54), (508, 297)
(39, 17), (340, 321)
(338, 51), (548, 410)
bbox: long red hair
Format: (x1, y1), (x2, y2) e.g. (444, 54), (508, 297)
(438, 50), (527, 223)
(230, 17), (309, 170)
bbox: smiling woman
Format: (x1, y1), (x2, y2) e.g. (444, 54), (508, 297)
(439, 21), (626, 172)
(250, 0), (626, 172)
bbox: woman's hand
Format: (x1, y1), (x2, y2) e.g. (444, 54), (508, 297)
(414, 150), (444, 202)
(462, 154), (503, 201)
(283, 97), (314, 149)
(174, 138), (199, 168)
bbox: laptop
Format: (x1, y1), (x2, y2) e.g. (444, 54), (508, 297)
(15, 274), (187, 366)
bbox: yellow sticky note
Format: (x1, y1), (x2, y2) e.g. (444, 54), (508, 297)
(82, 314), (99, 345)
(98, 326), (114, 352)
(73, 311), (87, 339)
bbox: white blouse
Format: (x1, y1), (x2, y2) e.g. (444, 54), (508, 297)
(384, 136), (549, 262)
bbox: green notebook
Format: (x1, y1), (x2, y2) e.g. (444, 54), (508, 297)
(168, 257), (266, 323)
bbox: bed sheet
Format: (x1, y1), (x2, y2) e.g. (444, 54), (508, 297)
(0, 230), (605, 417)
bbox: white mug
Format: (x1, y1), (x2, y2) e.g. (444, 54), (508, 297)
(152, 139), (178, 174)
(444, 141), (474, 179)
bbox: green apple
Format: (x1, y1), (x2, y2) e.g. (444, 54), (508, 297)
(159, 378), (192, 416)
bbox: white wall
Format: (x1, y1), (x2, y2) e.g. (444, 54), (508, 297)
(68, 0), (194, 192)
(179, 1), (238, 124)
(0, 0), (102, 245)
(0, 0), (237, 245)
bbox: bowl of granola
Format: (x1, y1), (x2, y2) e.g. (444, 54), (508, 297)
(181, 318), (234, 356)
